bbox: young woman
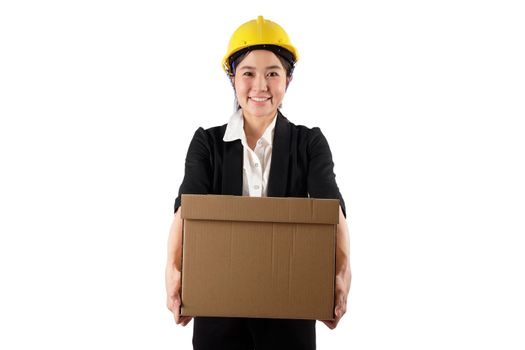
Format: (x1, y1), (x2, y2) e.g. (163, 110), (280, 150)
(166, 16), (351, 349)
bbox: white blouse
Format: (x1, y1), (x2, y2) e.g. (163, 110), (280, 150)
(222, 109), (276, 197)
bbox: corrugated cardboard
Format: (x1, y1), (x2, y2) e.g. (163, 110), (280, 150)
(180, 194), (339, 320)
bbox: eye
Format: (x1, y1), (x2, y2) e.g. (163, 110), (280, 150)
(267, 71), (280, 77)
(242, 71), (254, 77)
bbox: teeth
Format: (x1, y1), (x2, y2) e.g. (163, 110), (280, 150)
(251, 97), (269, 102)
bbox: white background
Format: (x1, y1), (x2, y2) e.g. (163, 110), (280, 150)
(1, 0), (524, 349)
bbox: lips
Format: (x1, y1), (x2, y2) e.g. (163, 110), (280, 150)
(250, 96), (271, 102)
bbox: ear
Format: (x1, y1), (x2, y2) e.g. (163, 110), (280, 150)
(230, 75), (235, 87)
(286, 75), (293, 90)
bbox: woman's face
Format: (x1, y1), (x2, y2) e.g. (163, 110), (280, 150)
(233, 50), (289, 121)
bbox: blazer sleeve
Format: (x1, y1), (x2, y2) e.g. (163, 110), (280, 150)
(173, 127), (213, 213)
(306, 127), (347, 217)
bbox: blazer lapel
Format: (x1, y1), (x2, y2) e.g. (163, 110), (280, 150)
(267, 112), (291, 197)
(222, 139), (243, 195)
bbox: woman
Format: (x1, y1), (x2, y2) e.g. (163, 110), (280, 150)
(166, 16), (351, 349)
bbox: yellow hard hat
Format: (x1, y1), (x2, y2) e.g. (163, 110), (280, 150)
(222, 16), (299, 74)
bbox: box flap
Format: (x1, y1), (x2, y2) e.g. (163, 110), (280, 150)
(181, 194), (339, 224)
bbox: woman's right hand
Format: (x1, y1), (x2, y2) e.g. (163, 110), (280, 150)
(166, 209), (192, 326)
(166, 265), (193, 326)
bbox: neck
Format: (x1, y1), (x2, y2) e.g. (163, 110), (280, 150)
(242, 111), (277, 140)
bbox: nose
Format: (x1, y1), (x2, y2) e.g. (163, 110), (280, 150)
(253, 73), (268, 91)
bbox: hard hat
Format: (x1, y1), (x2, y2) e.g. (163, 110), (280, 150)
(222, 16), (299, 75)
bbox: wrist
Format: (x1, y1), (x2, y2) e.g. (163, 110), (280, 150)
(336, 264), (351, 284)
(166, 262), (181, 274)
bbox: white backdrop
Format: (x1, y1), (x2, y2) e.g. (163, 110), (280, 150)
(1, 0), (524, 349)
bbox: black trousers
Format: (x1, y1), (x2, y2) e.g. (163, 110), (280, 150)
(193, 317), (316, 350)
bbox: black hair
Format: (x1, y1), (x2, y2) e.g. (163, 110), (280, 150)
(228, 44), (295, 77)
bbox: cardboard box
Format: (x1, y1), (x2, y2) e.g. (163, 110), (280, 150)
(180, 194), (339, 320)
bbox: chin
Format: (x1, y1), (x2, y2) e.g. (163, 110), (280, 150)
(247, 107), (277, 118)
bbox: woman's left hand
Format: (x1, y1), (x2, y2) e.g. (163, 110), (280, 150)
(321, 270), (351, 329)
(321, 206), (351, 329)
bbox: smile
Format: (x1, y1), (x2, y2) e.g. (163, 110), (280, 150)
(250, 97), (271, 102)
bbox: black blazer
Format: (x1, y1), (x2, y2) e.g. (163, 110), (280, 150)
(174, 111), (346, 216)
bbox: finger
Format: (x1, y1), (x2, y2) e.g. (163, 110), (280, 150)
(321, 319), (337, 330)
(335, 295), (347, 318)
(331, 317), (341, 329)
(172, 295), (183, 324)
(176, 315), (192, 326)
(174, 311), (186, 325)
(174, 306), (182, 325)
(181, 317), (193, 327)
(335, 302), (346, 318)
(167, 293), (180, 312)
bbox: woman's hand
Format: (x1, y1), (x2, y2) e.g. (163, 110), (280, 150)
(321, 206), (351, 329)
(321, 270), (351, 329)
(166, 210), (192, 327)
(166, 265), (193, 326)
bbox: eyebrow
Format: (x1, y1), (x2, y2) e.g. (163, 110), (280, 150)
(238, 65), (284, 71)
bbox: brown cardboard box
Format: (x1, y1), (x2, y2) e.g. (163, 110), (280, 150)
(180, 194), (339, 320)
